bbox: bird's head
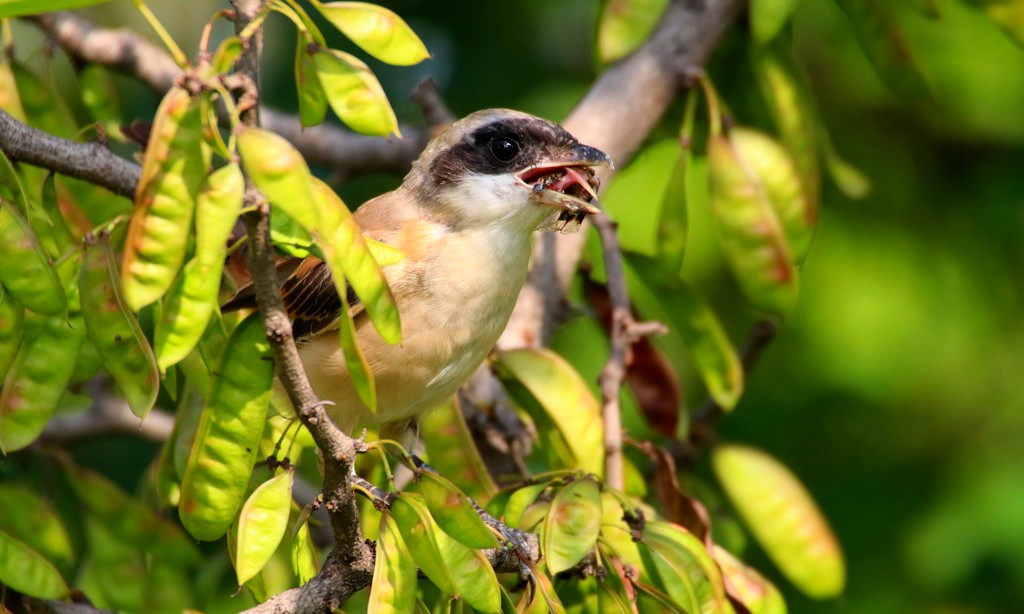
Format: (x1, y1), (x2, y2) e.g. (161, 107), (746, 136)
(404, 109), (612, 232)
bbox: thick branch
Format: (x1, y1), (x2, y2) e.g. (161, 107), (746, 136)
(0, 108), (139, 198)
(499, 0), (744, 349)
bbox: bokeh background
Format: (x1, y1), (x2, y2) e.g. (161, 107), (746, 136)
(23, 1), (1024, 612)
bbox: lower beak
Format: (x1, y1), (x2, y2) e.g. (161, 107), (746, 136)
(516, 143), (613, 216)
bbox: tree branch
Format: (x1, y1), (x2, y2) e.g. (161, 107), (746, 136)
(0, 107), (139, 199)
(41, 380), (174, 444)
(28, 10), (427, 180)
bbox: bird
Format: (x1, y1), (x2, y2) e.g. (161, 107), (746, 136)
(224, 109), (611, 438)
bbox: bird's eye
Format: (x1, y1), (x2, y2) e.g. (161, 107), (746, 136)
(488, 137), (520, 163)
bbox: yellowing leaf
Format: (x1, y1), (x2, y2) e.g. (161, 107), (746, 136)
(418, 397), (497, 501)
(707, 133), (798, 316)
(0, 0), (113, 18)
(542, 477), (602, 574)
(314, 1), (430, 66)
(368, 511), (417, 614)
(237, 126), (321, 230)
(713, 444), (845, 598)
(313, 48), (400, 137)
(496, 348), (604, 476)
(235, 470), (294, 585)
(713, 546), (787, 614)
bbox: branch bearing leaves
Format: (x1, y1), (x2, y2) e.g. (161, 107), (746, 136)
(496, 348), (604, 477)
(390, 492), (501, 612)
(0, 531), (69, 599)
(0, 0), (114, 18)
(707, 133), (798, 316)
(154, 163), (243, 371)
(122, 86), (207, 311)
(416, 471), (499, 549)
(0, 199), (66, 316)
(179, 314), (274, 541)
(235, 469), (294, 586)
(542, 477), (602, 575)
(624, 256), (744, 412)
(0, 310), (85, 453)
(314, 1), (430, 66)
(313, 48), (400, 137)
(80, 232), (159, 419)
(295, 33), (329, 128)
(713, 546), (787, 614)
(750, 0), (799, 45)
(712, 444), (845, 598)
(368, 511), (417, 614)
(597, 0), (671, 63)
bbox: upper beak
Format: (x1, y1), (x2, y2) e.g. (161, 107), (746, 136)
(516, 143), (613, 216)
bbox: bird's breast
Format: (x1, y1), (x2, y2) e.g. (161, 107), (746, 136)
(303, 221), (534, 432)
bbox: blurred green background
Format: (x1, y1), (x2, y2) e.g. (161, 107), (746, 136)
(30, 0), (1024, 612)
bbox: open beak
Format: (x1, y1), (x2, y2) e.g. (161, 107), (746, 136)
(515, 143), (613, 216)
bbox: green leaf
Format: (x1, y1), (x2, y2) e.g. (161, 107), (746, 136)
(235, 470), (294, 585)
(211, 37), (244, 74)
(310, 178), (401, 344)
(656, 91), (697, 274)
(624, 256), (744, 411)
(838, 0), (930, 98)
(78, 64), (122, 139)
(417, 471), (499, 549)
(0, 0), (113, 18)
(707, 133), (798, 316)
(80, 232), (160, 418)
(418, 397), (497, 501)
(712, 444), (845, 598)
(237, 126), (321, 230)
(542, 477), (602, 575)
(597, 0), (670, 63)
(502, 483), (548, 530)
(750, 0), (800, 44)
(0, 483), (73, 568)
(313, 1), (430, 66)
(976, 0), (1024, 46)
(179, 314), (274, 541)
(313, 48), (400, 137)
(642, 521), (728, 613)
(0, 286), (24, 379)
(0, 198), (66, 316)
(496, 348), (604, 476)
(390, 493), (501, 612)
(295, 33), (329, 128)
(368, 511), (417, 614)
(291, 508), (320, 586)
(0, 531), (68, 599)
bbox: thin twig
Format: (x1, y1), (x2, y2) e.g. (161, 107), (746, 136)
(592, 213), (667, 490)
(411, 77), (455, 131)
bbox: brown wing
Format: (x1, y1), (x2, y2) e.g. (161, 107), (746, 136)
(221, 256), (362, 340)
(221, 190), (409, 339)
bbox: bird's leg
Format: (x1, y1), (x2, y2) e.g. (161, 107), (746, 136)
(350, 475), (395, 510)
(410, 454), (534, 580)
